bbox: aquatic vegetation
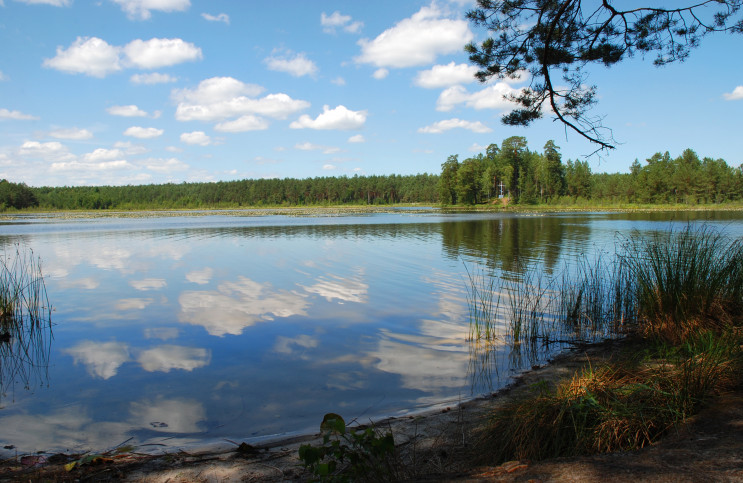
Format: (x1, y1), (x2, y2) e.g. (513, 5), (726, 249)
(0, 245), (52, 400)
(470, 225), (743, 464)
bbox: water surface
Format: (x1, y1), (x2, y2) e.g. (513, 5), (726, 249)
(1, 209), (741, 453)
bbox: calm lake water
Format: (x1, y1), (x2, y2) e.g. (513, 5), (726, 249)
(1, 209), (742, 454)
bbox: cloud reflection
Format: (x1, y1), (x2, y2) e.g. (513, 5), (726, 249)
(137, 345), (211, 372)
(64, 341), (131, 379)
(301, 273), (368, 303)
(130, 278), (167, 290)
(185, 267), (213, 284)
(179, 276), (308, 336)
(129, 397), (206, 433)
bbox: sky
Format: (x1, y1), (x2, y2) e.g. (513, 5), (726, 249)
(0, 0), (741, 187)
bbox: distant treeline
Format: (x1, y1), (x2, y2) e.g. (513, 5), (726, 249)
(2, 138), (741, 211)
(1, 174), (440, 211)
(440, 136), (743, 205)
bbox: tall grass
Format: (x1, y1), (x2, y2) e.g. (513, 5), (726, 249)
(470, 224), (743, 464)
(1, 244), (52, 400)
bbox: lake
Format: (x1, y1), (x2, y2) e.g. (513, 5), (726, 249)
(1, 209), (742, 454)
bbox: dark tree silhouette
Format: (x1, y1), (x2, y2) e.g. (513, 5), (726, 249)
(465, 1), (743, 152)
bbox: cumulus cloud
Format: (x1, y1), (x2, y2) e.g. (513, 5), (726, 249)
(43, 37), (121, 78)
(436, 84), (522, 112)
(290, 105), (367, 130)
(418, 118), (492, 134)
(321, 11), (363, 34)
(19, 141), (74, 161)
(415, 62), (478, 88)
(123, 38), (202, 69)
(174, 77), (309, 121)
(348, 134), (365, 143)
(723, 86), (743, 101)
(0, 108), (38, 120)
(107, 104), (148, 117)
(372, 68), (389, 80)
(331, 77), (346, 86)
(50, 159), (134, 172)
(49, 128), (93, 140)
(124, 126), (164, 139)
(264, 52), (318, 78)
(180, 131), (211, 145)
(112, 0), (190, 20)
(130, 72), (177, 84)
(356, 3), (473, 69)
(214, 115), (269, 132)
(202, 12), (229, 24)
(82, 148), (124, 162)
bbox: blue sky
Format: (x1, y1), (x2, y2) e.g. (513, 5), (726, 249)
(0, 0), (741, 187)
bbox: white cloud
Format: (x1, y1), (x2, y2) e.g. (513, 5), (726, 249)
(44, 36), (200, 78)
(112, 0), (190, 20)
(180, 131), (211, 146)
(107, 104), (148, 117)
(356, 3), (473, 69)
(469, 142), (487, 152)
(301, 274), (368, 303)
(321, 11), (363, 34)
(274, 335), (318, 355)
(295, 142), (340, 154)
(114, 140), (149, 155)
(173, 77), (309, 122)
(19, 141), (74, 161)
(64, 341), (130, 380)
(144, 157), (188, 173)
(290, 105), (367, 130)
(214, 115), (269, 132)
(373, 68), (389, 80)
(50, 159), (133, 172)
(124, 38), (202, 69)
(418, 118), (492, 133)
(83, 148), (124, 162)
(43, 37), (121, 78)
(0, 108), (38, 120)
(322, 164), (337, 170)
(723, 86), (743, 101)
(0, 71), (7, 81)
(265, 52), (318, 78)
(436, 83), (522, 111)
(415, 62), (478, 88)
(115, 298), (153, 310)
(202, 12), (229, 24)
(124, 126), (164, 139)
(137, 345), (210, 373)
(130, 72), (177, 84)
(348, 134), (365, 143)
(331, 76), (346, 86)
(49, 128), (93, 140)
(14, 0), (70, 6)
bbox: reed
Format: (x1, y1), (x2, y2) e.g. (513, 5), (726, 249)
(1, 244), (52, 398)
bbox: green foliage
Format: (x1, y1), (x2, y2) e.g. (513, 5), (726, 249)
(26, 174), (440, 211)
(0, 179), (38, 211)
(298, 413), (396, 482)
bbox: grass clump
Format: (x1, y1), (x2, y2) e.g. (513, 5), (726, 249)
(474, 225), (743, 465)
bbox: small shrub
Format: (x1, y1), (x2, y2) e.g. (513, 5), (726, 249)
(299, 413), (397, 482)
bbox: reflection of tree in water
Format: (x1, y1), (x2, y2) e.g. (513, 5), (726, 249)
(441, 215), (590, 276)
(1, 246), (53, 402)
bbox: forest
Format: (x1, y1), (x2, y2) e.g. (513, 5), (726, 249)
(1, 137), (741, 211)
(439, 137), (743, 205)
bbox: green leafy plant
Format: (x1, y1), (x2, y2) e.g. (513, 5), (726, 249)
(298, 413), (396, 482)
